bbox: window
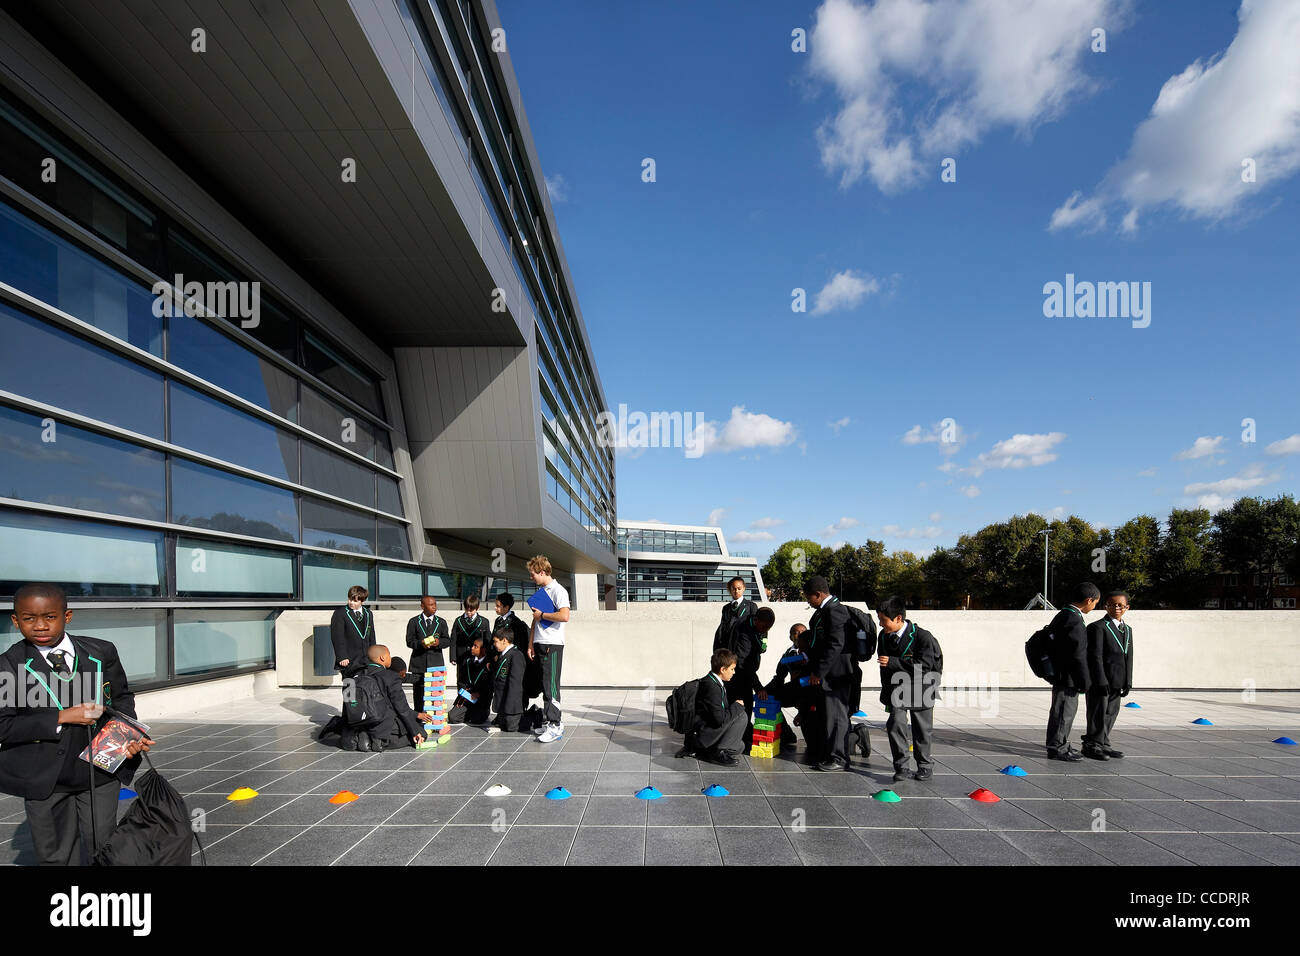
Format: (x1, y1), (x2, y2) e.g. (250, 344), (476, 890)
(1276, 574), (1296, 586)
(379, 565), (422, 598)
(0, 607), (167, 684)
(173, 609), (275, 676)
(299, 384), (390, 466)
(301, 498), (375, 555)
(303, 552), (372, 602)
(300, 441), (376, 508)
(427, 570), (458, 598)
(171, 458), (297, 542)
(2, 301), (164, 437)
(167, 315), (297, 422)
(1273, 598), (1296, 609)
(0, 404), (165, 520)
(0, 200), (162, 355)
(376, 518), (411, 561)
(302, 330), (384, 419)
(176, 536), (295, 597)
(0, 509), (163, 596)
(168, 382), (299, 482)
(377, 475), (403, 516)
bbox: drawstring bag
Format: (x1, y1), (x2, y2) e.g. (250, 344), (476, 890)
(93, 754), (204, 866)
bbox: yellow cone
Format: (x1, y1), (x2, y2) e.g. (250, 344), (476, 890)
(227, 787), (258, 801)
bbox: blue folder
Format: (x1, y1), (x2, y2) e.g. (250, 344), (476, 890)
(527, 587), (557, 630)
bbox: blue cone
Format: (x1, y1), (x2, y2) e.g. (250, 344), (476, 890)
(999, 765), (1027, 777)
(1192, 717), (1214, 725)
(1124, 702), (1141, 708)
(1273, 736), (1298, 746)
(702, 784), (729, 797)
(544, 786), (571, 800)
(634, 786), (663, 800)
(119, 788), (137, 800)
(852, 710), (867, 718)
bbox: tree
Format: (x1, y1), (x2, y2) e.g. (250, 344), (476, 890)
(1045, 515), (1101, 607)
(761, 539), (828, 600)
(1212, 495), (1300, 609)
(1152, 508), (1215, 608)
(878, 550), (925, 606)
(1102, 515), (1160, 603)
(922, 546), (971, 608)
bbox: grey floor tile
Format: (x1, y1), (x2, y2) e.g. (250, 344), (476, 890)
(447, 794), (529, 826)
(333, 825), (430, 865)
(925, 829), (1035, 865)
(324, 794), (416, 826)
(205, 825), (305, 865)
(646, 795), (713, 827)
(765, 796), (850, 829)
(1187, 800), (1300, 831)
(550, 752), (605, 771)
(516, 794), (589, 825)
(310, 771), (398, 795)
(826, 796), (909, 828)
(1063, 799), (1192, 832)
(645, 827), (723, 865)
(1010, 798), (1112, 831)
(396, 794), (473, 826)
(364, 771), (443, 794)
(487, 825), (576, 865)
(1143, 801), (1263, 832)
(1148, 832), (1276, 865)
(409, 825), (505, 866)
(1211, 831), (1300, 865)
(499, 753), (560, 772)
(646, 771), (706, 796)
(996, 830), (1114, 865)
(706, 795), (782, 827)
(949, 796), (1053, 831)
(566, 826), (646, 865)
(754, 772), (822, 796)
(253, 795), (349, 826)
(788, 827), (881, 865)
(536, 771), (598, 796)
(425, 771), (494, 795)
(1065, 831), (1195, 866)
(591, 771), (652, 795)
(600, 752), (653, 771)
(715, 826), (800, 866)
(580, 796), (649, 826)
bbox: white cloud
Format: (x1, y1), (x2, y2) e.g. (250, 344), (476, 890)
(731, 530), (775, 543)
(960, 485), (981, 497)
(1047, 190), (1106, 232)
(1265, 433), (1300, 456)
(967, 432), (1066, 476)
(1137, 467), (1157, 477)
(810, 270), (881, 315)
(820, 516), (861, 537)
(1049, 0), (1300, 232)
(1194, 493), (1237, 511)
(881, 524), (943, 539)
(1184, 463), (1280, 497)
(750, 517), (786, 529)
(544, 173), (569, 204)
(928, 511), (942, 522)
(707, 508), (727, 527)
(690, 406), (797, 455)
(810, 0), (1122, 193)
(828, 416), (851, 434)
(1174, 436), (1223, 460)
(937, 461), (958, 474)
(902, 419), (966, 456)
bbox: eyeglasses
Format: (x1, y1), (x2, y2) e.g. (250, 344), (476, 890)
(1106, 603), (1128, 609)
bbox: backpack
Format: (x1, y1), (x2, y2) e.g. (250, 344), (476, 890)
(519, 704), (546, 733)
(93, 755), (202, 866)
(665, 679), (702, 735)
(342, 669), (392, 728)
(844, 605), (878, 662)
(1025, 625), (1057, 682)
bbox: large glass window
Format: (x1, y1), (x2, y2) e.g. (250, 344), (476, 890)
(302, 330), (383, 418)
(2, 301), (164, 437)
(175, 537), (295, 597)
(168, 382), (299, 482)
(377, 518), (411, 561)
(171, 458), (297, 542)
(167, 315), (297, 422)
(0, 201), (162, 355)
(0, 509), (163, 597)
(301, 498), (374, 555)
(427, 570), (458, 598)
(379, 565), (422, 598)
(0, 404), (165, 520)
(377, 475), (403, 516)
(173, 609), (275, 676)
(299, 384), (391, 467)
(303, 552), (372, 602)
(300, 441), (375, 507)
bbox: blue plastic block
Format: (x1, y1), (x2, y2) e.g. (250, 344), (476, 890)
(779, 652), (807, 666)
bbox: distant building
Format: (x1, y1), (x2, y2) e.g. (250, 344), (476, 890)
(584, 522), (767, 606)
(1203, 571), (1299, 609)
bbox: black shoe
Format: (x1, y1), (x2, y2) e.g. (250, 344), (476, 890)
(1104, 748), (1124, 759)
(781, 728), (799, 746)
(892, 770), (908, 783)
(355, 733), (373, 753)
(1047, 749), (1083, 762)
(674, 746), (696, 759)
(1082, 747), (1109, 761)
(339, 733), (357, 752)
(913, 766), (933, 781)
(371, 736), (390, 753)
(712, 750), (738, 767)
(816, 759), (848, 772)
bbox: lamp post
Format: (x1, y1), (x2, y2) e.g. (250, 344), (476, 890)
(1038, 528), (1051, 606)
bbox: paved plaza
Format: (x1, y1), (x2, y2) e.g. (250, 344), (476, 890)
(3, 690), (1298, 866)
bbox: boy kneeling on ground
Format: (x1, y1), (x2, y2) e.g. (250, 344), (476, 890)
(341, 645), (430, 752)
(684, 648), (749, 766)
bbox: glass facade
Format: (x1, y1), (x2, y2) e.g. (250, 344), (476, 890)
(618, 527), (723, 555)
(618, 564), (761, 603)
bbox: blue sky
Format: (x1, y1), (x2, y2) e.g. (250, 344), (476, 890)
(498, 0), (1300, 561)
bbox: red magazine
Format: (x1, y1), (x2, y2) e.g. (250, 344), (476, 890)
(79, 712), (152, 773)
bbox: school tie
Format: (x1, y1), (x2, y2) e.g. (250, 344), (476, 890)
(47, 650), (71, 675)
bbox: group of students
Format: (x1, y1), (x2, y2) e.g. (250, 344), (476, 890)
(326, 554), (571, 750)
(682, 575), (945, 781)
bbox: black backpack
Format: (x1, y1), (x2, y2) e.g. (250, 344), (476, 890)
(1025, 625), (1057, 682)
(665, 679), (701, 735)
(844, 605), (878, 662)
(343, 669), (392, 728)
(93, 755), (203, 866)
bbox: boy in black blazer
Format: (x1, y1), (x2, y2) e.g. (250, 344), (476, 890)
(405, 595), (448, 711)
(488, 632), (525, 733)
(330, 584), (375, 676)
(451, 594), (491, 688)
(804, 575), (856, 772)
(449, 636), (492, 725)
(0, 583), (153, 865)
(685, 649), (748, 766)
(1082, 591), (1134, 760)
(876, 596), (943, 782)
(494, 592), (540, 703)
(1045, 582), (1100, 761)
(714, 576), (757, 651)
(358, 646), (429, 751)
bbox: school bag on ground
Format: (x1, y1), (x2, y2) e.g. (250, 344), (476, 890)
(665, 679), (702, 735)
(844, 605), (878, 662)
(342, 670), (391, 728)
(93, 754), (204, 866)
(1025, 624), (1057, 682)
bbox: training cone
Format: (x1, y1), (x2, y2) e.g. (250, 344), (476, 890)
(1273, 736), (1298, 746)
(329, 790), (360, 804)
(852, 710), (867, 718)
(484, 784), (512, 796)
(118, 788), (137, 800)
(702, 784), (729, 797)
(872, 789), (901, 803)
(968, 788), (1000, 803)
(544, 786), (571, 800)
(1192, 717), (1214, 725)
(634, 786), (663, 800)
(226, 787), (258, 801)
(999, 765), (1028, 777)
(1125, 702), (1141, 708)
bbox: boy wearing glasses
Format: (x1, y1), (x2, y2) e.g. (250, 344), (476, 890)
(1082, 591), (1134, 760)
